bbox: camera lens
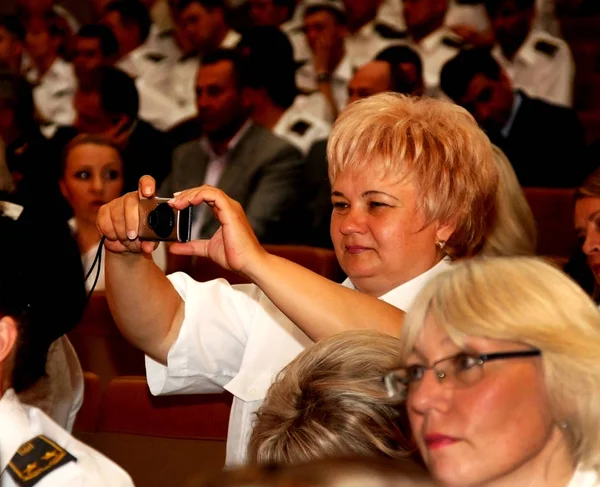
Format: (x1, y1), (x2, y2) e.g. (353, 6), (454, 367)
(147, 202), (175, 238)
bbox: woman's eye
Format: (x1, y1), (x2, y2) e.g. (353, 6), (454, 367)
(454, 354), (480, 371)
(105, 170), (121, 181)
(332, 201), (348, 209)
(406, 365), (425, 382)
(368, 201), (388, 209)
(75, 170), (90, 180)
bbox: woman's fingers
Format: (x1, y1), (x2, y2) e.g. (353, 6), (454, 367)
(138, 175), (156, 199)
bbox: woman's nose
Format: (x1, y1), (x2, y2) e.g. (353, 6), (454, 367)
(407, 369), (453, 415)
(90, 175), (104, 193)
(583, 230), (600, 256)
(338, 207), (367, 235)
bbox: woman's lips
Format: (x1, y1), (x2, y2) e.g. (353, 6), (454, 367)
(424, 433), (459, 450)
(345, 245), (370, 254)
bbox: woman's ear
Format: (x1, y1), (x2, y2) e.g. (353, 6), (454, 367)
(436, 220), (457, 244)
(0, 315), (18, 364)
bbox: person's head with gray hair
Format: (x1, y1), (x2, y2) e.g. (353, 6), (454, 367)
(248, 330), (413, 465)
(385, 255), (600, 486)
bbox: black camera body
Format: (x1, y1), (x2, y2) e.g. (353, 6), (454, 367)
(138, 197), (192, 242)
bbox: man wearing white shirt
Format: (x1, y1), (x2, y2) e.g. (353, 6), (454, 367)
(295, 0), (353, 123)
(22, 14), (76, 137)
(485, 0), (574, 107)
(169, 0), (242, 122)
(0, 215), (134, 486)
(402, 0), (466, 99)
(102, 0), (189, 131)
(239, 26), (331, 155)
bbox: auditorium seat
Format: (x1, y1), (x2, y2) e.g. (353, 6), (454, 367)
(579, 110), (600, 146)
(73, 371), (102, 434)
(574, 74), (600, 111)
(68, 292), (146, 388)
(77, 376), (231, 487)
(523, 187), (577, 258)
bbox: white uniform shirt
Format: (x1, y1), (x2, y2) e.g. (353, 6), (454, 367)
(273, 103), (331, 155)
(410, 26), (463, 99)
(345, 21), (404, 67)
(0, 389), (134, 486)
(568, 467), (600, 487)
(25, 58), (76, 138)
(492, 29), (574, 107)
(117, 42), (189, 131)
(145, 258), (452, 466)
(296, 54), (353, 110)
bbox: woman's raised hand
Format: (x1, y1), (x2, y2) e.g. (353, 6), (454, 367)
(168, 185), (268, 275)
(96, 175), (159, 255)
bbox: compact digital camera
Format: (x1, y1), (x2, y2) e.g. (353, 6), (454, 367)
(138, 197), (192, 242)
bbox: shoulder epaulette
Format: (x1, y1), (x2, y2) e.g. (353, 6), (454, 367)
(374, 24), (408, 40)
(534, 39), (559, 57)
(7, 435), (77, 486)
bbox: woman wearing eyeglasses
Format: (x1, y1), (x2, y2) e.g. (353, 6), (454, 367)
(384, 255), (600, 487)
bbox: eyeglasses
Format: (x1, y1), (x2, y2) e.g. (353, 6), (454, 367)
(383, 350), (542, 401)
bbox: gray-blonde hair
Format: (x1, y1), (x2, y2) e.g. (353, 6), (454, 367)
(481, 145), (537, 256)
(400, 256), (600, 474)
(247, 330), (412, 465)
(327, 93), (498, 258)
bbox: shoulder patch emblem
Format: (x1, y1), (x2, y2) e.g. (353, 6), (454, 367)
(534, 40), (558, 57)
(290, 120), (312, 135)
(7, 435), (77, 486)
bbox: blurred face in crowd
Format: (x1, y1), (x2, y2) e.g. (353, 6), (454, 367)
(342, 0), (380, 31)
(404, 316), (563, 487)
(91, 0), (113, 19)
(179, 2), (225, 53)
(74, 90), (113, 134)
(249, 0), (290, 27)
(60, 142), (124, 226)
(403, 0), (449, 38)
(303, 9), (346, 56)
(195, 59), (248, 140)
(330, 169), (452, 297)
(574, 196), (600, 287)
(73, 36), (107, 83)
(487, 0), (534, 57)
(347, 61), (392, 105)
(24, 17), (57, 62)
(102, 11), (139, 57)
(0, 27), (23, 72)
(459, 72), (514, 133)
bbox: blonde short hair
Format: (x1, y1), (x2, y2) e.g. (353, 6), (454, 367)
(400, 256), (600, 474)
(481, 145), (537, 256)
(247, 330), (411, 465)
(327, 93), (498, 258)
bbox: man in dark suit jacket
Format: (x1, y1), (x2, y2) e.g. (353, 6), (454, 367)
(441, 47), (589, 188)
(159, 48), (304, 244)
